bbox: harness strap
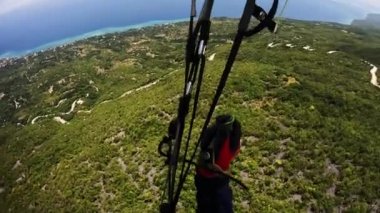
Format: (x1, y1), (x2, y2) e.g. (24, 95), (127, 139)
(175, 0), (279, 206)
(159, 0), (280, 211)
(188, 160), (249, 190)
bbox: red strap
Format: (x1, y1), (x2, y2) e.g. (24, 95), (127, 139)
(197, 138), (240, 177)
(215, 138), (239, 171)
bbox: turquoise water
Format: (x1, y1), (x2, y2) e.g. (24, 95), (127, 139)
(0, 19), (185, 59)
(0, 0), (366, 59)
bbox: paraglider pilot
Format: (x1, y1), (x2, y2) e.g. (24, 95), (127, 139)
(195, 114), (241, 213)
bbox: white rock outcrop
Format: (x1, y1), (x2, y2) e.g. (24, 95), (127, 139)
(268, 42), (281, 48)
(53, 117), (68, 124)
(370, 65), (380, 89)
(48, 85), (54, 94)
(14, 100), (21, 109)
(303, 46), (315, 51)
(327, 51), (338, 54)
(208, 53), (216, 61)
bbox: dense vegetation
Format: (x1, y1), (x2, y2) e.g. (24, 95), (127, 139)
(0, 18), (379, 212)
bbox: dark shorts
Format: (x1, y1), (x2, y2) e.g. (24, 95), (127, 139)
(195, 174), (233, 213)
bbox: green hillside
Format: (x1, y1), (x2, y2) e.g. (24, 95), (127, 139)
(0, 19), (379, 212)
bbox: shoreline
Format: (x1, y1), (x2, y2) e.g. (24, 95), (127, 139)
(0, 18), (187, 60)
(0, 17), (351, 60)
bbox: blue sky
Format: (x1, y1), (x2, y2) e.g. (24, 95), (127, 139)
(0, 0), (379, 56)
(0, 0), (378, 20)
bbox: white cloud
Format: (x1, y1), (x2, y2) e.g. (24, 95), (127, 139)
(330, 0), (380, 12)
(0, 0), (91, 16)
(0, 0), (46, 15)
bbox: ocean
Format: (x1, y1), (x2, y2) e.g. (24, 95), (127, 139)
(0, 19), (186, 59)
(0, 0), (366, 59)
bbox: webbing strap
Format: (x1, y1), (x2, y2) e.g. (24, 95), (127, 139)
(164, 1), (214, 211)
(175, 0), (279, 207)
(159, 0), (279, 212)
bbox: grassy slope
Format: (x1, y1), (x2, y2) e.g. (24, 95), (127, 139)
(0, 19), (379, 212)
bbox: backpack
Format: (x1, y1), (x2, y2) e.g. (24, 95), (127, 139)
(197, 114), (241, 177)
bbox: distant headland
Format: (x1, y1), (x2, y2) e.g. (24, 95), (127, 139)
(351, 13), (380, 29)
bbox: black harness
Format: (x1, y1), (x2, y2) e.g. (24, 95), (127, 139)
(158, 0), (279, 212)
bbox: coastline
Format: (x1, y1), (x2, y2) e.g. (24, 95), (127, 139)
(0, 18), (187, 60)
